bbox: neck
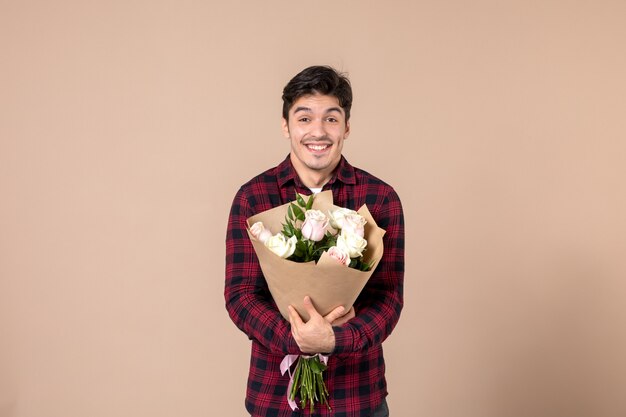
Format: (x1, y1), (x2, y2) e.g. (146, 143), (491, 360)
(297, 169), (332, 189)
(290, 156), (338, 189)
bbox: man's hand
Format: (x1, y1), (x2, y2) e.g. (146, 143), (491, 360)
(288, 296), (346, 354)
(330, 306), (355, 326)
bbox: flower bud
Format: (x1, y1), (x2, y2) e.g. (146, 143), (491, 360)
(337, 230), (367, 258)
(265, 234), (297, 259)
(329, 208), (367, 237)
(250, 222), (272, 244)
(301, 210), (329, 242)
(327, 246), (351, 266)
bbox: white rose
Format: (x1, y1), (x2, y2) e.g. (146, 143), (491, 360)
(249, 222), (272, 244)
(336, 230), (367, 258)
(340, 212), (367, 238)
(327, 246), (351, 266)
(265, 234), (297, 259)
(328, 208), (359, 229)
(329, 209), (367, 237)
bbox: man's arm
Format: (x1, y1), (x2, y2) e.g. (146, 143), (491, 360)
(224, 187), (303, 355)
(288, 296), (350, 354)
(331, 188), (405, 354)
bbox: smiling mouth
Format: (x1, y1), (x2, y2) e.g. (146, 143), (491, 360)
(306, 144), (331, 151)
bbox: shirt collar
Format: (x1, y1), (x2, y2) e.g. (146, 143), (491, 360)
(276, 155), (356, 189)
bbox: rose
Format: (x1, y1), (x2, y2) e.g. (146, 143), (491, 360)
(265, 234), (297, 258)
(327, 246), (351, 266)
(328, 208), (367, 237)
(250, 221), (273, 244)
(301, 210), (329, 242)
(340, 213), (366, 238)
(328, 208), (357, 229)
(336, 230), (367, 258)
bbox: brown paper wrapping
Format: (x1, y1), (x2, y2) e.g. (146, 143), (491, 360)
(246, 191), (386, 321)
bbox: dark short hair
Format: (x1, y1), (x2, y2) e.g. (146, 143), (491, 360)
(282, 66), (353, 122)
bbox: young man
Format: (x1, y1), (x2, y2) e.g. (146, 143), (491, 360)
(225, 66), (405, 417)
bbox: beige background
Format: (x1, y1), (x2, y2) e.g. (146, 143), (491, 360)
(1, 1), (625, 416)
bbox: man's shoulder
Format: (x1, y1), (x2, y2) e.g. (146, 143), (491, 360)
(238, 165), (279, 190)
(229, 164), (283, 216)
(352, 165), (387, 184)
(351, 164), (400, 198)
(237, 156), (290, 193)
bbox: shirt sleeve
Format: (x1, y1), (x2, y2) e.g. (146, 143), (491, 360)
(332, 188), (405, 354)
(224, 187), (303, 355)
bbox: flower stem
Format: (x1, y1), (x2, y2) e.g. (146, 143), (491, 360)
(288, 356), (331, 411)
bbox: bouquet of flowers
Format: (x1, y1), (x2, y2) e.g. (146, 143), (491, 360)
(246, 191), (385, 411)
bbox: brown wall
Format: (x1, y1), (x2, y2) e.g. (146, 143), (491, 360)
(1, 1), (625, 416)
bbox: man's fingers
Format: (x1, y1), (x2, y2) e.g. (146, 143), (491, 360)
(330, 306), (355, 326)
(288, 305), (303, 328)
(302, 296), (322, 319)
(324, 305), (346, 323)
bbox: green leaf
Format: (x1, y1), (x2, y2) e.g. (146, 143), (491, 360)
(309, 358), (326, 373)
(292, 204), (305, 221)
(350, 258), (373, 272)
(296, 193), (307, 208)
(287, 205), (294, 221)
(305, 194), (315, 210)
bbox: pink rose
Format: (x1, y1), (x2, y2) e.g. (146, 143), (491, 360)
(329, 209), (367, 237)
(341, 213), (367, 238)
(327, 246), (350, 266)
(301, 210), (329, 242)
(249, 222), (272, 244)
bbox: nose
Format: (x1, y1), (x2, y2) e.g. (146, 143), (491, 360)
(310, 119), (327, 137)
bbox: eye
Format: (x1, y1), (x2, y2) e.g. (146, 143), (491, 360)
(326, 117), (338, 123)
(298, 117), (310, 122)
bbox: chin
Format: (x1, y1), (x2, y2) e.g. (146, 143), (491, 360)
(304, 164), (327, 172)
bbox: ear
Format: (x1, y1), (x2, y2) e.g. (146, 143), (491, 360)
(281, 118), (290, 138)
(344, 120), (351, 139)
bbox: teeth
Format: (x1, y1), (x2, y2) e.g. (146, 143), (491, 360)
(308, 144), (328, 151)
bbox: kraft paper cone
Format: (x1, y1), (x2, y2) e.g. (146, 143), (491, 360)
(246, 191), (385, 321)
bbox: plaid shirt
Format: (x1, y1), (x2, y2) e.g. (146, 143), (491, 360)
(225, 155), (405, 417)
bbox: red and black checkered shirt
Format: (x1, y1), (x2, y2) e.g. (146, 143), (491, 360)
(225, 155), (405, 417)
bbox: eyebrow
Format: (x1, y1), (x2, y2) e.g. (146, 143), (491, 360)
(293, 106), (344, 115)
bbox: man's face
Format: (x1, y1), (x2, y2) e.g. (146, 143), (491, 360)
(282, 93), (350, 184)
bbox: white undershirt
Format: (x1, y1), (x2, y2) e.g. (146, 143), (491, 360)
(308, 187), (323, 194)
